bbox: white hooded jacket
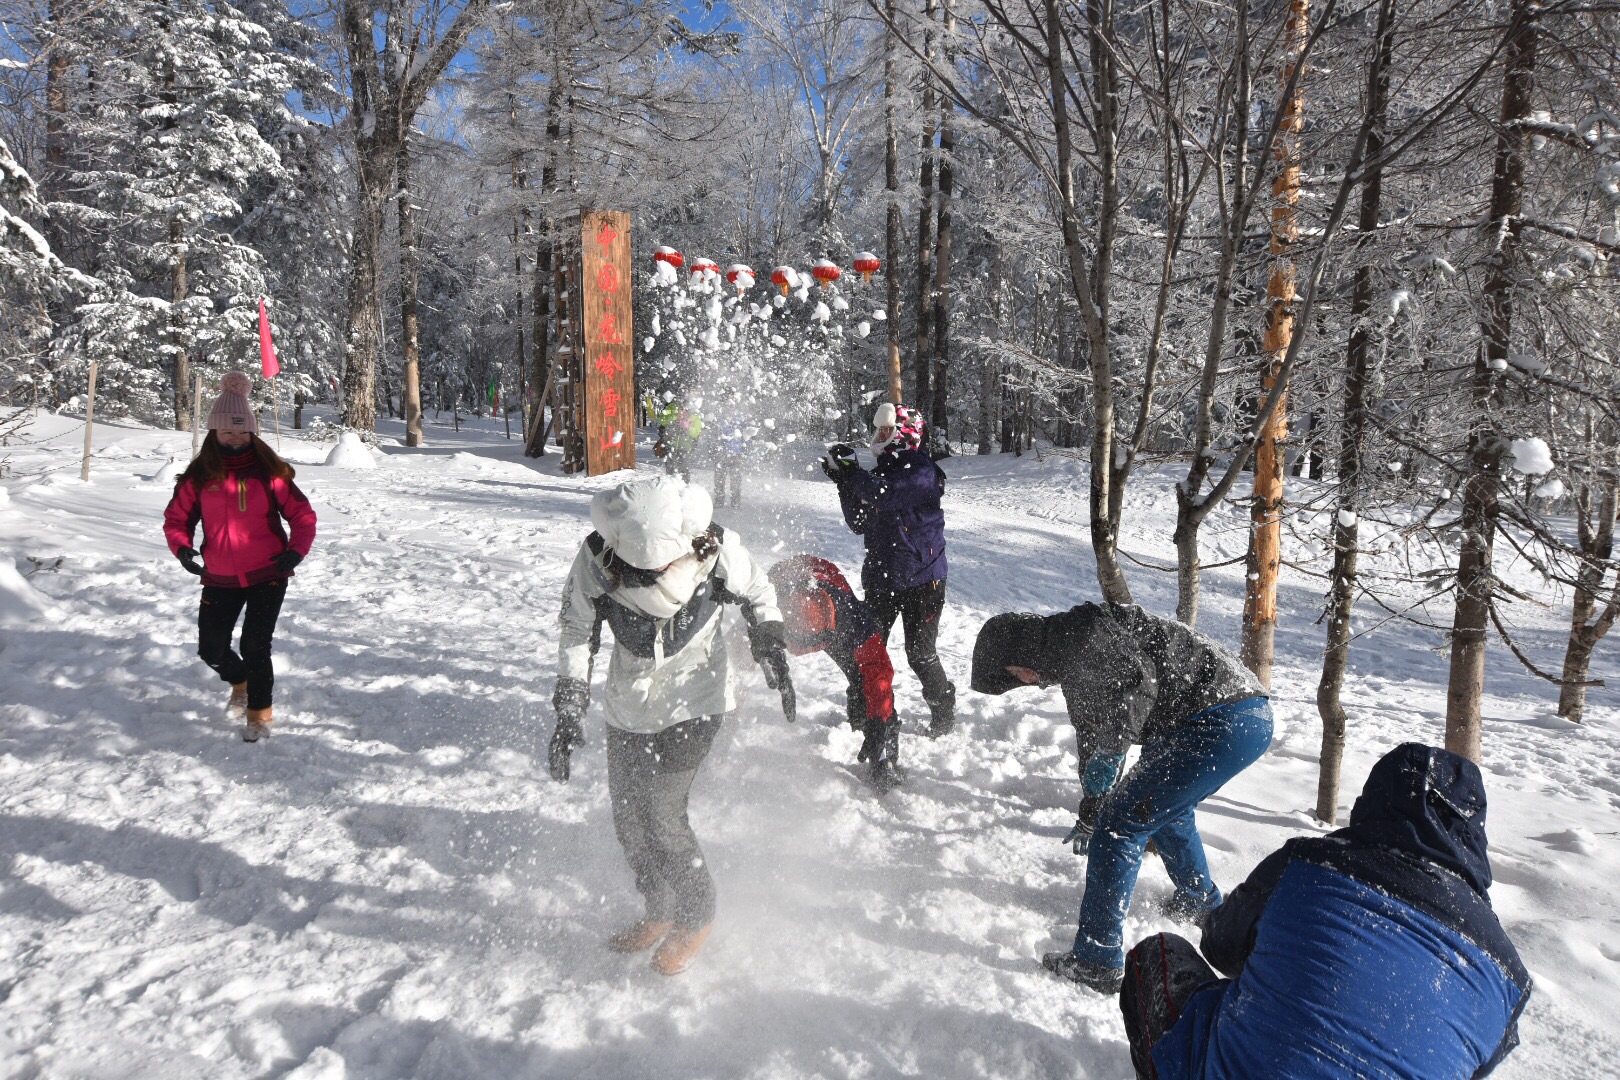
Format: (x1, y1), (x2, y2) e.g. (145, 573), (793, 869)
(556, 476), (782, 734)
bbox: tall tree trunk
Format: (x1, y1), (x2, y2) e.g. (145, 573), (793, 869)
(170, 217), (191, 431)
(884, 0), (904, 404)
(1073, 0), (1131, 603)
(398, 138), (425, 446)
(914, 0), (938, 408)
(1447, 0), (1538, 763)
(342, 136), (392, 432)
(1242, 0), (1309, 689)
(1317, 0), (1395, 825)
(1556, 434), (1617, 724)
(1174, 0), (1253, 627)
(525, 83), (563, 458)
(43, 0), (70, 254)
(337, 0), (489, 432)
(931, 13), (955, 455)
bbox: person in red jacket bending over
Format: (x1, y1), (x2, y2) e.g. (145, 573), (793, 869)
(768, 555), (902, 791)
(163, 372), (316, 741)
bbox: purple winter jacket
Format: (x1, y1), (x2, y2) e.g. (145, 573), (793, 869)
(837, 447), (948, 594)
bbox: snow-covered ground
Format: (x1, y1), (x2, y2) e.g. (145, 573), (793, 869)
(1, 407), (1616, 1079)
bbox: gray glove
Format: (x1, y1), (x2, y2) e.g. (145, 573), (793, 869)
(548, 677), (589, 782)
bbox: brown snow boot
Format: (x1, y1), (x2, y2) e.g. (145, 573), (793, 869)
(607, 918), (675, 954)
(228, 682), (248, 718)
(243, 706), (272, 743)
(651, 923), (711, 976)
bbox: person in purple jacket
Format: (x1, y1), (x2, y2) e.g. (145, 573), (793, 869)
(821, 403), (956, 738)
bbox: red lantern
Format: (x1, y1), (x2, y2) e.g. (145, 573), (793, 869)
(812, 259), (841, 288)
(770, 266), (799, 295)
(653, 246), (684, 270)
(726, 264), (756, 293)
(689, 257), (719, 279)
(852, 251), (881, 282)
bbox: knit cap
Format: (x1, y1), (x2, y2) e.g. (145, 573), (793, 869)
(206, 372), (258, 434)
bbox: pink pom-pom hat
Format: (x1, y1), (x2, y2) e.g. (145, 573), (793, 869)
(206, 372), (258, 434)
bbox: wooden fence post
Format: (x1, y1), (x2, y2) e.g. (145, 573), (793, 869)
(80, 361), (98, 481)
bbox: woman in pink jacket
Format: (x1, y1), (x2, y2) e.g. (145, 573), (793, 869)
(163, 373), (316, 741)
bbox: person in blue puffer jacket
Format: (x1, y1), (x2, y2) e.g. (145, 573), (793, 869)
(1119, 742), (1530, 1080)
(821, 403), (957, 738)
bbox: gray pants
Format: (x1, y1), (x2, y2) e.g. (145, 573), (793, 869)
(605, 715), (722, 929)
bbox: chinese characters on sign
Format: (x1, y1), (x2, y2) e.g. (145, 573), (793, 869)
(581, 210), (635, 475)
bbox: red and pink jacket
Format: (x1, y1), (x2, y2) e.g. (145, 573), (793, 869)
(163, 463), (317, 588)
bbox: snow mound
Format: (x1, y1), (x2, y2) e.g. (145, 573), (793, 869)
(0, 553), (59, 628)
(323, 431), (378, 469)
(1509, 437), (1554, 475)
(151, 457), (185, 484)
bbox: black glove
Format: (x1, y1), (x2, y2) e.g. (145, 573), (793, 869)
(548, 677), (589, 782)
(819, 443), (859, 482)
(748, 622), (797, 723)
(272, 549), (303, 575)
(1063, 794), (1106, 853)
(177, 547), (204, 576)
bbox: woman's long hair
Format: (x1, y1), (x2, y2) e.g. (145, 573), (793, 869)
(178, 431), (296, 488)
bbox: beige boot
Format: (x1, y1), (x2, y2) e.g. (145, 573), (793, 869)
(227, 682), (248, 718)
(651, 924), (711, 976)
(243, 705), (272, 743)
(607, 918), (674, 954)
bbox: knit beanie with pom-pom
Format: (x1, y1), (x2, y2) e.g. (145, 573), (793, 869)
(206, 372), (258, 434)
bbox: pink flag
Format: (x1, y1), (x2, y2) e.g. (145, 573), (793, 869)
(258, 298), (280, 379)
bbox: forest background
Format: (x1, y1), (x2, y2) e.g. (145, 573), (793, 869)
(1, 0), (1617, 800)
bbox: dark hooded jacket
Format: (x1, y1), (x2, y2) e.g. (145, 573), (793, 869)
(971, 603), (1263, 760)
(836, 447), (947, 594)
(1151, 743), (1531, 1079)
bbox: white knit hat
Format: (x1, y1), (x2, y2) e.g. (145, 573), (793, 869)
(206, 372), (258, 434)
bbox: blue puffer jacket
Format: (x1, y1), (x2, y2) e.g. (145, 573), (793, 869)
(1155, 743), (1531, 1080)
(836, 447), (947, 594)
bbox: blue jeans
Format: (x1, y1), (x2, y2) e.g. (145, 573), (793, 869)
(1071, 697), (1273, 969)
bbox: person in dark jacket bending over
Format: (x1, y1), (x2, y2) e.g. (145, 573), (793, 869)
(1119, 743), (1530, 1080)
(971, 602), (1272, 994)
(822, 403), (957, 738)
(769, 555), (902, 790)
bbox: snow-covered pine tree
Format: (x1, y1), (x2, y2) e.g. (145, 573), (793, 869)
(46, 0), (313, 424)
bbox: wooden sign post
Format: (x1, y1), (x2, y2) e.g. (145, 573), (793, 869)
(80, 360), (98, 481)
(580, 210), (635, 476)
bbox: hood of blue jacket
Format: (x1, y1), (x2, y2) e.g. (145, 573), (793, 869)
(1346, 742), (1493, 894)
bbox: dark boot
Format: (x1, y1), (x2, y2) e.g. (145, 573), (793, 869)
(860, 718), (903, 792)
(924, 685), (956, 739)
(1043, 949), (1123, 994)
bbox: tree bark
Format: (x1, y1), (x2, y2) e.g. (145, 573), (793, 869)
(1447, 0), (1538, 763)
(1041, 0), (1130, 603)
(885, 0), (904, 405)
(1557, 450), (1617, 724)
(398, 138), (424, 446)
(930, 10), (955, 455)
(338, 0), (489, 433)
(1242, 0), (1309, 689)
(1317, 0), (1395, 825)
(914, 0), (937, 408)
(170, 216), (191, 432)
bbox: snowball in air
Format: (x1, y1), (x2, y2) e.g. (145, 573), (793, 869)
(1534, 478), (1565, 499)
(1509, 437), (1554, 475)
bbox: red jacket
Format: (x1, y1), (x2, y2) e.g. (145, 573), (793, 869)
(768, 555), (895, 724)
(163, 465), (316, 588)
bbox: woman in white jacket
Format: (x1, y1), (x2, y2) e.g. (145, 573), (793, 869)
(547, 475), (793, 975)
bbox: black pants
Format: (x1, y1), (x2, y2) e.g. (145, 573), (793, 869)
(197, 581), (286, 710)
(606, 715), (722, 929)
(1120, 932), (1221, 1079)
(868, 580), (954, 706)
